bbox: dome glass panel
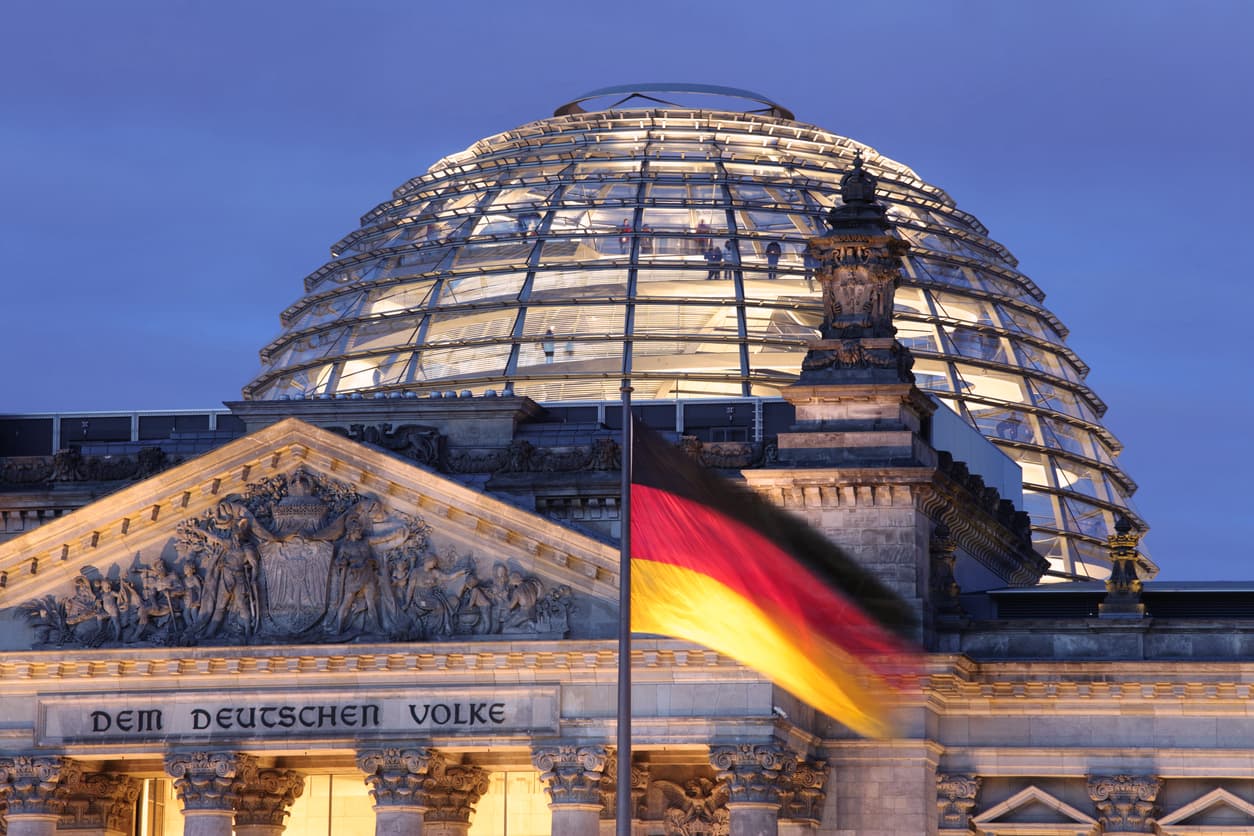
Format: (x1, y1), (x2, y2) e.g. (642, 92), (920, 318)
(246, 89), (1145, 579)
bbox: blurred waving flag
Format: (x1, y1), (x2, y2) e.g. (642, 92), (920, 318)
(628, 419), (920, 738)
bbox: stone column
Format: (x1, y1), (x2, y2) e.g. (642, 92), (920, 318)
(1087, 774), (1161, 834)
(59, 771), (142, 836)
(936, 774), (981, 835)
(0, 755), (77, 836)
(235, 769), (305, 836)
(165, 751), (257, 836)
(531, 744), (608, 836)
(710, 744), (792, 836)
(357, 746), (443, 836)
(422, 763), (489, 836)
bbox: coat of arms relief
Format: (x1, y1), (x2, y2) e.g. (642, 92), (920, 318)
(22, 468), (575, 648)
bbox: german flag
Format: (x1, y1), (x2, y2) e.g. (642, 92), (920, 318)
(629, 419), (920, 738)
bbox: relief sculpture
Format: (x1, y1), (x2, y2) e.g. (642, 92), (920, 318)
(22, 468), (575, 648)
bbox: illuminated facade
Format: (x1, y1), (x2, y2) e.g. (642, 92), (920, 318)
(243, 85), (1140, 580)
(6, 86), (1245, 836)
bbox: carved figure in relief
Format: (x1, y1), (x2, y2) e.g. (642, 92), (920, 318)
(503, 571), (544, 630)
(655, 777), (731, 836)
(180, 562), (203, 629)
(325, 516), (384, 635)
(24, 467), (579, 649)
(95, 579), (123, 643)
(194, 502), (269, 639)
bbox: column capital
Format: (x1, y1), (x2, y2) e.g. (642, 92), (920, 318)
(936, 773), (981, 832)
(60, 771), (141, 832)
(423, 764), (489, 824)
(165, 751), (257, 811)
(1087, 774), (1161, 833)
(599, 749), (649, 821)
(531, 743), (608, 807)
(779, 759), (829, 824)
(356, 746), (443, 809)
(235, 769), (305, 828)
(709, 744), (793, 807)
(0, 755), (78, 816)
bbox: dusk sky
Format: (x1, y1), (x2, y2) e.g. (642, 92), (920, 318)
(2, 1), (1250, 580)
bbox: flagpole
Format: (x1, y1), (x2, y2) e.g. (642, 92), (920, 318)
(615, 382), (633, 836)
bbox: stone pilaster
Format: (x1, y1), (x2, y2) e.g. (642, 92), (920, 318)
(532, 744), (607, 836)
(936, 773), (981, 834)
(598, 748), (648, 826)
(0, 756), (77, 836)
(59, 771), (141, 835)
(423, 763), (489, 836)
(1087, 774), (1161, 833)
(709, 744), (792, 836)
(165, 752), (257, 836)
(234, 769), (305, 836)
(778, 759), (828, 831)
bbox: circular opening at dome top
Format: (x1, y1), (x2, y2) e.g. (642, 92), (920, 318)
(554, 83), (795, 121)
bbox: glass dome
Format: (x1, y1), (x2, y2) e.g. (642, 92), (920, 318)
(244, 86), (1144, 580)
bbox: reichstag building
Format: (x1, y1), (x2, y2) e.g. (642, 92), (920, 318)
(1, 84), (1249, 836)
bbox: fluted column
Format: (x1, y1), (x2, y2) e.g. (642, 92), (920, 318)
(357, 746), (443, 836)
(710, 744), (792, 836)
(165, 752), (257, 836)
(532, 744), (607, 836)
(0, 756), (77, 836)
(422, 763), (489, 836)
(234, 769), (305, 836)
(59, 771), (141, 836)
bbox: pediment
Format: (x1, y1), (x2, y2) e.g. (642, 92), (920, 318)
(1158, 788), (1254, 833)
(0, 418), (619, 651)
(972, 785), (1098, 836)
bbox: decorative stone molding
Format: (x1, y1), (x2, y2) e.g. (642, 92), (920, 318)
(1087, 774), (1161, 832)
(356, 747), (443, 808)
(0, 755), (77, 816)
(708, 744), (793, 806)
(423, 764), (489, 824)
(234, 769), (305, 828)
(936, 773), (981, 831)
(165, 751), (257, 811)
(653, 774), (729, 836)
(59, 771), (141, 832)
(531, 744), (608, 806)
(779, 759), (829, 823)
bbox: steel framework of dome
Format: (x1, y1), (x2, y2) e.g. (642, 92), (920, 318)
(244, 86), (1143, 580)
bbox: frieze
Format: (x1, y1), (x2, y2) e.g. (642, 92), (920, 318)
(37, 686), (559, 745)
(21, 467), (576, 648)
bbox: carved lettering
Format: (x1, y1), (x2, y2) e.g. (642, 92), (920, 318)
(89, 708), (163, 734)
(407, 702), (508, 727)
(191, 709), (210, 730)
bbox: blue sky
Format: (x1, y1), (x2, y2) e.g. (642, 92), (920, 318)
(1, 0), (1250, 579)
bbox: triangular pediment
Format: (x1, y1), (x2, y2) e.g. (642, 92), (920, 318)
(0, 418), (619, 651)
(1158, 788), (1254, 833)
(972, 785), (1098, 835)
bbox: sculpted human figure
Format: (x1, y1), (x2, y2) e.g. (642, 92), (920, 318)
(406, 556), (469, 638)
(326, 516), (384, 635)
(194, 501), (269, 639)
(95, 579), (123, 643)
(180, 562), (203, 629)
(503, 571), (543, 630)
(64, 575), (101, 643)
